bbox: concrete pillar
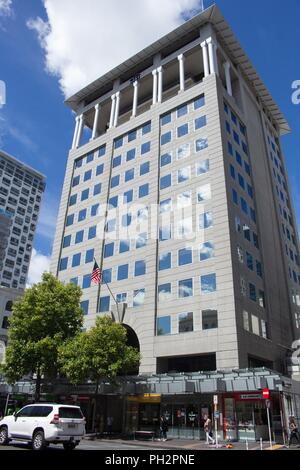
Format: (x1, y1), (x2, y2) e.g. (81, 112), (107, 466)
(132, 81), (139, 117)
(113, 91), (120, 127)
(201, 41), (209, 78)
(157, 66), (163, 103)
(109, 94), (116, 129)
(72, 116), (80, 150)
(152, 69), (158, 105)
(91, 103), (100, 140)
(224, 61), (233, 97)
(214, 42), (219, 76)
(207, 38), (216, 75)
(178, 54), (185, 91)
(75, 114), (84, 148)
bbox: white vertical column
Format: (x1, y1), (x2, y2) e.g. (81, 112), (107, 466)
(207, 38), (216, 75)
(75, 114), (84, 148)
(201, 41), (210, 77)
(178, 54), (185, 91)
(157, 66), (163, 103)
(113, 91), (120, 127)
(91, 103), (100, 140)
(224, 61), (233, 97)
(72, 116), (80, 149)
(132, 81), (139, 117)
(109, 94), (116, 129)
(152, 69), (158, 105)
(213, 42), (219, 76)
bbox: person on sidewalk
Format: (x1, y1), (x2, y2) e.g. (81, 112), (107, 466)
(204, 415), (215, 445)
(159, 416), (168, 442)
(288, 416), (300, 447)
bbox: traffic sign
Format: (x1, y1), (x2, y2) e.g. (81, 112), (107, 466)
(262, 388), (270, 399)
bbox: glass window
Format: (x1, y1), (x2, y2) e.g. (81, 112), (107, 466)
(160, 174), (171, 190)
(141, 141), (151, 155)
(177, 143), (190, 160)
(124, 190), (133, 204)
(125, 168), (134, 182)
(133, 288), (145, 307)
(96, 163), (104, 175)
(94, 183), (101, 196)
(104, 242), (114, 258)
(178, 312), (193, 333)
(230, 164), (235, 179)
(196, 159), (209, 175)
(114, 137), (123, 149)
(135, 260), (146, 277)
(85, 249), (94, 264)
(177, 104), (188, 118)
(140, 161), (150, 176)
(111, 175), (120, 188)
(195, 115), (207, 130)
(159, 225), (172, 242)
(197, 184), (211, 202)
(116, 293), (127, 303)
(202, 310), (218, 330)
(160, 198), (172, 213)
(69, 194), (77, 206)
(102, 269), (112, 284)
(161, 132), (172, 146)
(99, 296), (110, 313)
(177, 218), (193, 238)
(177, 166), (190, 183)
(75, 159), (83, 169)
(122, 213), (132, 227)
(200, 242), (215, 261)
(238, 174), (245, 189)
(72, 175), (80, 187)
(59, 257), (68, 271)
(232, 189), (238, 205)
(75, 230), (84, 244)
(201, 274), (217, 294)
(246, 252), (253, 270)
(76, 209), (86, 223)
(161, 152), (172, 167)
(243, 311), (250, 331)
(194, 95), (205, 109)
(118, 264), (129, 280)
(109, 196), (118, 208)
(80, 300), (89, 315)
(158, 283), (172, 302)
(199, 212), (213, 229)
(157, 316), (171, 336)
(195, 138), (208, 152)
(177, 191), (191, 208)
(72, 253), (81, 268)
(128, 129), (137, 142)
(82, 274), (91, 289)
(236, 152), (242, 166)
(228, 141), (233, 156)
(159, 252), (171, 271)
(136, 233), (147, 249)
(178, 247), (192, 266)
(84, 170), (92, 182)
(88, 226), (97, 240)
(142, 122), (151, 135)
(63, 235), (71, 248)
(252, 315), (260, 336)
(118, 239), (130, 254)
(256, 260), (263, 277)
(139, 183), (149, 198)
(241, 197), (248, 214)
(177, 123), (189, 138)
(249, 283), (257, 302)
(98, 145), (106, 157)
(126, 149), (136, 161)
(66, 214), (74, 226)
(113, 155), (122, 168)
(91, 203), (99, 216)
(161, 113), (172, 126)
(179, 278), (193, 298)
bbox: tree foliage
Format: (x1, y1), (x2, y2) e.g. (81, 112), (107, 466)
(1, 273), (83, 399)
(58, 316), (141, 388)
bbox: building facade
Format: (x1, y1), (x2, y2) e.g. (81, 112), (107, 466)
(0, 150), (46, 342)
(51, 5), (300, 379)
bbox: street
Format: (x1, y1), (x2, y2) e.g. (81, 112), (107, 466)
(0, 439), (157, 451)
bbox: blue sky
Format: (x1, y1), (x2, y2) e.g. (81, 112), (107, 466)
(0, 0), (299, 276)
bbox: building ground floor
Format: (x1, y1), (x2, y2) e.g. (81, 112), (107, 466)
(1, 368), (300, 444)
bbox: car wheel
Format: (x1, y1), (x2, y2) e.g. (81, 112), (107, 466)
(63, 442), (77, 451)
(32, 430), (46, 451)
(0, 426), (9, 446)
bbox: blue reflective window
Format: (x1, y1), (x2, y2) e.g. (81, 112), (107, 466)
(72, 253), (81, 268)
(84, 170), (92, 182)
(161, 113), (172, 126)
(141, 141), (151, 154)
(199, 212), (213, 229)
(136, 233), (147, 249)
(80, 300), (89, 315)
(133, 289), (145, 307)
(178, 248), (192, 266)
(122, 213), (132, 227)
(99, 296), (110, 313)
(88, 226), (97, 239)
(196, 159), (210, 175)
(195, 115), (207, 130)
(157, 316), (171, 336)
(125, 168), (134, 182)
(232, 189), (238, 205)
(177, 123), (189, 138)
(238, 174), (245, 189)
(109, 195), (118, 208)
(160, 174), (171, 190)
(178, 278), (193, 298)
(91, 204), (99, 216)
(161, 132), (172, 145)
(98, 145), (106, 157)
(75, 230), (84, 244)
(201, 274), (217, 294)
(70, 277), (78, 286)
(230, 165), (236, 179)
(75, 158), (83, 169)
(117, 264), (129, 280)
(78, 209), (87, 222)
(233, 131), (240, 145)
(228, 141), (233, 156)
(241, 197), (248, 214)
(124, 190), (133, 203)
(140, 162), (150, 176)
(69, 194), (77, 206)
(126, 149), (136, 161)
(195, 138), (208, 152)
(96, 163), (104, 175)
(194, 95), (205, 109)
(111, 175), (120, 188)
(142, 122), (151, 135)
(104, 242), (114, 258)
(81, 189), (89, 201)
(128, 129), (137, 142)
(113, 156), (121, 168)
(85, 249), (94, 264)
(159, 252), (171, 271)
(159, 225), (172, 242)
(235, 152), (242, 166)
(59, 257), (68, 271)
(86, 152), (94, 164)
(63, 235), (71, 248)
(82, 274), (91, 289)
(114, 137), (123, 149)
(249, 283), (256, 302)
(161, 153), (172, 167)
(200, 242), (215, 261)
(72, 175), (80, 187)
(139, 184), (149, 198)
(66, 214), (74, 226)
(119, 240), (130, 253)
(102, 269), (112, 284)
(177, 104), (188, 118)
(135, 260), (146, 277)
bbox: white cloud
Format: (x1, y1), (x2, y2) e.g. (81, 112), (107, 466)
(0, 0), (12, 17)
(27, 0), (202, 98)
(36, 192), (60, 240)
(27, 248), (51, 287)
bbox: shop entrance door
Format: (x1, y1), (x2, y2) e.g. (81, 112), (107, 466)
(236, 401), (269, 441)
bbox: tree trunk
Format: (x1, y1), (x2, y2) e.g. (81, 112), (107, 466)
(35, 368), (41, 402)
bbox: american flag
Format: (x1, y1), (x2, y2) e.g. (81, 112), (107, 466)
(91, 261), (102, 285)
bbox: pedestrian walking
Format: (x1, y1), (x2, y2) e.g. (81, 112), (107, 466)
(288, 416), (300, 447)
(159, 416), (168, 441)
(204, 414), (215, 445)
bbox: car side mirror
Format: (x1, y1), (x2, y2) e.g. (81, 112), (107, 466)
(13, 412), (17, 420)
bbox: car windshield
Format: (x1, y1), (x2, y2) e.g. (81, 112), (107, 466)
(58, 407), (83, 419)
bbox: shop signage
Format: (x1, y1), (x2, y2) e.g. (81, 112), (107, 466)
(239, 394), (263, 400)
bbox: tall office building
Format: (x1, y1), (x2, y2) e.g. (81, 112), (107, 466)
(51, 5), (300, 377)
(0, 150), (46, 343)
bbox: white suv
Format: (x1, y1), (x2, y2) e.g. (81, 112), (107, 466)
(0, 404), (86, 450)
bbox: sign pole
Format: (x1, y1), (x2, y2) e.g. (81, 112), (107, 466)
(266, 402), (272, 449)
(213, 395), (219, 447)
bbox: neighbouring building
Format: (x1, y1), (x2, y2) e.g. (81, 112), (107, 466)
(50, 4), (300, 440)
(0, 150), (46, 343)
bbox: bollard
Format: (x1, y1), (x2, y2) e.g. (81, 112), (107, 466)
(260, 438), (263, 450)
(246, 438), (249, 451)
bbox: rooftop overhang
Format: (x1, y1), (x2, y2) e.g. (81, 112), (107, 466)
(65, 4), (290, 136)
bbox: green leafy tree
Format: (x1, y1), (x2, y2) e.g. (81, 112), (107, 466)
(58, 316), (141, 394)
(1, 273), (83, 401)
